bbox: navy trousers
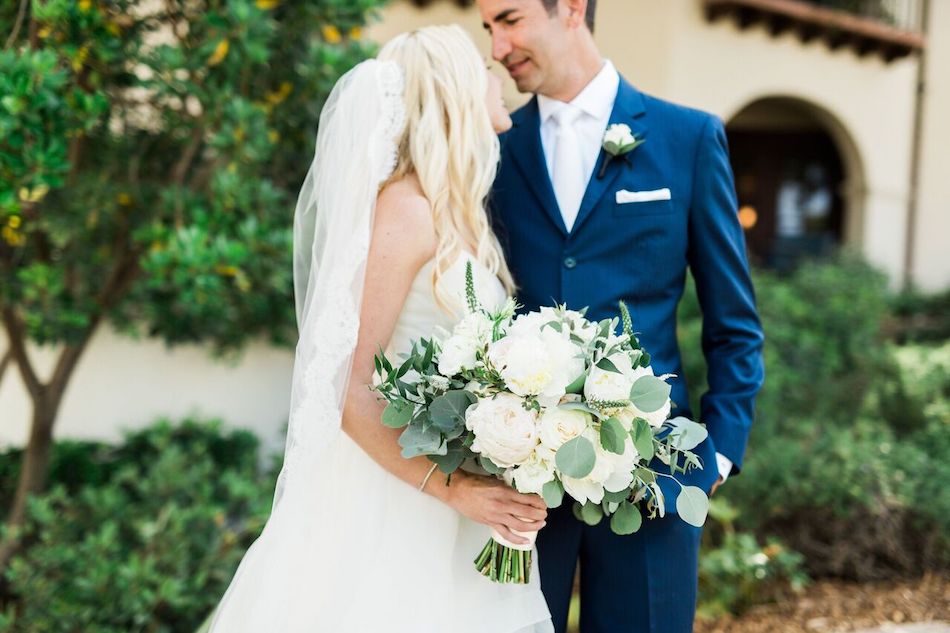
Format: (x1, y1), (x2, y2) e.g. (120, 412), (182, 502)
(537, 503), (703, 633)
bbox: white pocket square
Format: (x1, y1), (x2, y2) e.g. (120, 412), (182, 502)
(615, 188), (672, 204)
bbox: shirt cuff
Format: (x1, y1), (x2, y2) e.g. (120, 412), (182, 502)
(715, 453), (733, 483)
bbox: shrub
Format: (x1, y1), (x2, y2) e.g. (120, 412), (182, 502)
(679, 253), (950, 580)
(0, 419), (277, 633)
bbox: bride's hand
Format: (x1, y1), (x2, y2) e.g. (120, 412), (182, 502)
(444, 471), (548, 546)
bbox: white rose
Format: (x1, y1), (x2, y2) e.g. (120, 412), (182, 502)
(604, 123), (635, 148)
(465, 393), (540, 468)
(510, 454), (556, 495)
(539, 408), (592, 452)
(584, 352), (636, 403)
(437, 312), (493, 376)
(438, 336), (475, 377)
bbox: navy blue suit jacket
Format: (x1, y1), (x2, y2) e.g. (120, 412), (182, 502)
(490, 78), (765, 503)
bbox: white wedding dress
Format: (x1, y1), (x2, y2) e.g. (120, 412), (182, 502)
(208, 252), (553, 632)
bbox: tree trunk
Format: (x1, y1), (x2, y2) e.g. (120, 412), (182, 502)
(0, 387), (61, 570)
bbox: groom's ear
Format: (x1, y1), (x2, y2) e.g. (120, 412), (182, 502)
(562, 0), (594, 33)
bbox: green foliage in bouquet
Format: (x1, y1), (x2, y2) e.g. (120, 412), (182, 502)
(0, 419), (278, 633)
(375, 262), (714, 582)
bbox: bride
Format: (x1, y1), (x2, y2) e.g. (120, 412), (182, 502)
(207, 25), (554, 633)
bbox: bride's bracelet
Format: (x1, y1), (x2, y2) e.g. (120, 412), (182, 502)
(418, 463), (439, 492)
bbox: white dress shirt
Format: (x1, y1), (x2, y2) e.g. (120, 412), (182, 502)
(538, 59), (734, 484)
(539, 59), (619, 229)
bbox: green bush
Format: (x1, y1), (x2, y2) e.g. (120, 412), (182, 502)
(0, 419), (277, 633)
(679, 253), (950, 580)
(699, 499), (808, 618)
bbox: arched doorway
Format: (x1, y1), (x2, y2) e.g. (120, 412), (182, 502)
(725, 96), (864, 271)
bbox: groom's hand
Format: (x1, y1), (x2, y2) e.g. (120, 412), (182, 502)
(710, 475), (724, 496)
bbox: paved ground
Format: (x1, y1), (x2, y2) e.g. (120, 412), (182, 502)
(855, 624), (950, 633)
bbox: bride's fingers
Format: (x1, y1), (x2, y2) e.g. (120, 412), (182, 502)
(502, 514), (546, 533)
(492, 524), (530, 546)
(500, 500), (547, 522)
(502, 488), (547, 510)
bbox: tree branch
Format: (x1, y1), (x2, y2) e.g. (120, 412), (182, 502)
(3, 0), (29, 50)
(170, 125), (204, 227)
(0, 307), (42, 400)
(0, 348), (11, 386)
(51, 243), (143, 398)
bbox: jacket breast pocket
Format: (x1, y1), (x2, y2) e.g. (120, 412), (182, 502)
(612, 199), (675, 217)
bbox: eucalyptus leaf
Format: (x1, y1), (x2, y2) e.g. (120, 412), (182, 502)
(609, 501), (643, 535)
(579, 502), (604, 526)
(666, 416), (708, 451)
(629, 375), (671, 413)
(381, 401), (413, 429)
(675, 485), (709, 527)
(564, 372), (586, 395)
(541, 479), (565, 508)
(600, 417), (627, 455)
(429, 390), (476, 433)
(603, 488), (631, 504)
(555, 436), (596, 479)
(430, 444), (469, 474)
(630, 418), (655, 462)
(543, 320), (563, 333)
(398, 424), (445, 459)
(558, 401), (602, 419)
(478, 455), (504, 476)
(596, 357), (621, 374)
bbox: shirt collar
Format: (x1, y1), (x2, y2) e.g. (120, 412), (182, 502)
(538, 59), (620, 124)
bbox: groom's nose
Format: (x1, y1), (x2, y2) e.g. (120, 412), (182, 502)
(491, 30), (513, 62)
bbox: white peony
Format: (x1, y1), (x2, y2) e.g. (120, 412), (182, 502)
(584, 352), (637, 403)
(509, 453), (556, 495)
(490, 311), (586, 406)
(539, 408), (592, 452)
(465, 393), (540, 468)
(487, 335), (553, 397)
(437, 312), (493, 377)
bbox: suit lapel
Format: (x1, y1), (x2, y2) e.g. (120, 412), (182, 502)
(570, 78), (648, 237)
(504, 98), (568, 237)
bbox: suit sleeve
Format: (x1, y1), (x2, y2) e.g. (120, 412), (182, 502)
(687, 114), (765, 475)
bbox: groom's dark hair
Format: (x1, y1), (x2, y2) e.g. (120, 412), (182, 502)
(540, 0), (596, 33)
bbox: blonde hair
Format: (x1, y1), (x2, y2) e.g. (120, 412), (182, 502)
(378, 25), (516, 311)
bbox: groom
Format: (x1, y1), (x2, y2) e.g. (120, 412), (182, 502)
(478, 1), (765, 631)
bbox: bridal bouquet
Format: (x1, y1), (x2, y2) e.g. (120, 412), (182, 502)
(373, 263), (709, 584)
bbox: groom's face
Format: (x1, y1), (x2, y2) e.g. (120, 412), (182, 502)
(477, 0), (569, 96)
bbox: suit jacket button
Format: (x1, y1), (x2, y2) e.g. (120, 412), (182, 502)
(563, 256), (577, 269)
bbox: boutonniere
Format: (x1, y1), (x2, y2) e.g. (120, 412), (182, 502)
(597, 123), (645, 179)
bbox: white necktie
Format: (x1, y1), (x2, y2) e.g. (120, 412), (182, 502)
(551, 105), (586, 232)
